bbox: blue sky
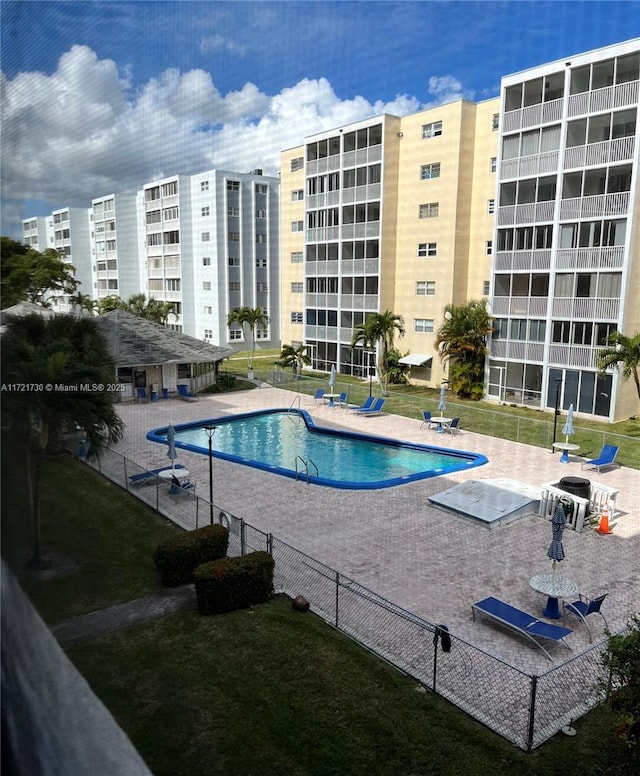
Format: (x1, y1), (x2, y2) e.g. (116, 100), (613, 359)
(2, 1), (639, 237)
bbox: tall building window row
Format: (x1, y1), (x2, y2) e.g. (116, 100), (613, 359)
(569, 53), (639, 95)
(566, 108), (636, 147)
(306, 277), (339, 293)
(497, 224), (553, 251)
(305, 241), (379, 261)
(306, 124), (382, 161)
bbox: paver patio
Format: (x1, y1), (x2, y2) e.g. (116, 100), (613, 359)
(110, 386), (640, 675)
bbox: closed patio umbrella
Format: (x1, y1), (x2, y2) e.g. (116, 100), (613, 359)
(166, 424), (178, 470)
(562, 404), (575, 444)
(438, 384), (447, 417)
(547, 501), (567, 571)
(328, 365), (336, 389)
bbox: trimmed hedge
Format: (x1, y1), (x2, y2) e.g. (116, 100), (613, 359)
(153, 525), (229, 586)
(194, 551), (275, 615)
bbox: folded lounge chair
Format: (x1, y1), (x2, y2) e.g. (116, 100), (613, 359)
(581, 444), (619, 473)
(354, 397), (386, 416)
(471, 596), (573, 661)
(128, 463), (186, 487)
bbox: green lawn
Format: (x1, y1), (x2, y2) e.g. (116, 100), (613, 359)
(2, 442), (637, 775)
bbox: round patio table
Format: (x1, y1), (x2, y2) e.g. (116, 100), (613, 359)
(529, 573), (578, 619)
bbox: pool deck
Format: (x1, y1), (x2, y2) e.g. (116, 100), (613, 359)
(112, 386), (640, 674)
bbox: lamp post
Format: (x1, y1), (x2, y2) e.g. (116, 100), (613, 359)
(204, 425), (217, 524)
(551, 377), (562, 452)
(368, 350), (375, 397)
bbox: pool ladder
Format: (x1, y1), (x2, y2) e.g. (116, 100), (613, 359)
(295, 456), (318, 483)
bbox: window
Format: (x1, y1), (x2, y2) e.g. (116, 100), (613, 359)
(228, 232), (240, 241)
(147, 233), (162, 246)
(292, 221), (304, 232)
(161, 181), (178, 196)
(145, 186), (160, 202)
(414, 318), (434, 333)
(165, 278), (180, 292)
(201, 181), (209, 191)
(162, 207), (178, 220)
(201, 207), (210, 217)
(490, 157), (497, 173)
(422, 121), (443, 139)
(256, 233), (267, 243)
(486, 241), (493, 255)
(492, 113), (499, 130)
(291, 157), (304, 172)
(256, 209), (267, 218)
(106, 240), (116, 251)
(291, 312), (303, 323)
(228, 256), (240, 266)
(291, 251), (303, 263)
(229, 330), (242, 340)
(257, 282), (268, 292)
(146, 210), (161, 225)
(291, 282), (303, 293)
(419, 202), (439, 218)
(202, 256), (211, 266)
(417, 243), (437, 257)
(227, 206), (240, 217)
(227, 180), (240, 191)
(256, 257), (267, 268)
(163, 231), (179, 244)
(292, 189), (304, 201)
(203, 329), (213, 340)
(488, 199), (495, 214)
(203, 282), (211, 291)
(204, 306), (212, 315)
(421, 163), (441, 180)
(483, 281), (491, 295)
(416, 281), (436, 295)
(201, 232), (210, 242)
(229, 281), (241, 291)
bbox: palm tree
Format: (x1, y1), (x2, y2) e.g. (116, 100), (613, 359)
(435, 299), (493, 399)
(124, 293), (176, 325)
(351, 310), (405, 395)
(227, 306), (269, 374)
(597, 331), (640, 400)
(1, 313), (124, 567)
(279, 343), (311, 377)
(71, 291), (97, 317)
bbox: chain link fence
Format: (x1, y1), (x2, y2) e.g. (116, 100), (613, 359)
(86, 447), (618, 751)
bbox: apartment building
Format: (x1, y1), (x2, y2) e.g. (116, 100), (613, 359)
(48, 207), (91, 311)
(489, 39), (640, 422)
(90, 193), (141, 303)
(22, 216), (51, 251)
(280, 100), (499, 387)
(139, 169), (280, 347)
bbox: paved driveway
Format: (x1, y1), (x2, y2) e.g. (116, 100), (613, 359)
(112, 386), (640, 674)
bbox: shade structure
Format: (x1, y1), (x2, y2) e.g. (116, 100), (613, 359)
(562, 404), (575, 444)
(166, 424), (178, 469)
(328, 365), (336, 389)
(438, 384), (447, 416)
(547, 502), (567, 569)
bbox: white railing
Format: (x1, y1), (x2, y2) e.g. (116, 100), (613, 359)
(551, 297), (620, 321)
(568, 80), (639, 117)
(539, 481), (619, 533)
(555, 246), (625, 270)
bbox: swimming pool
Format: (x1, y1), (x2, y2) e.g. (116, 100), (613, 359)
(147, 409), (488, 489)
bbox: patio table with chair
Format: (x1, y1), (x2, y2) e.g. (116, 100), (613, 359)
(529, 573), (578, 619)
(552, 442), (580, 463)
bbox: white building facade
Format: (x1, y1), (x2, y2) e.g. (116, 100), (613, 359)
(488, 39), (640, 421)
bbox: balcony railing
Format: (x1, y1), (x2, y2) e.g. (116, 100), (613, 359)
(558, 191), (630, 220)
(563, 135), (635, 169)
(567, 80), (639, 117)
(500, 150), (559, 180)
(502, 97), (564, 132)
(497, 200), (555, 225)
(494, 249), (551, 272)
(490, 297), (549, 316)
(554, 246), (625, 270)
(551, 297), (620, 320)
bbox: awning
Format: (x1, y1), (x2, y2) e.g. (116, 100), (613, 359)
(398, 354), (433, 367)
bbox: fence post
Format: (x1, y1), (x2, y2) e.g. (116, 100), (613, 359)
(195, 496), (199, 530)
(123, 457), (129, 489)
(240, 518), (246, 556)
(432, 628), (438, 693)
(526, 675), (538, 752)
(266, 532), (273, 555)
(335, 572), (340, 628)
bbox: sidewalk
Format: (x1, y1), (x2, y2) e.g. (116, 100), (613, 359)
(52, 584), (196, 645)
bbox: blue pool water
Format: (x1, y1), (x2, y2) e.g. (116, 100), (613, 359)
(147, 409), (488, 489)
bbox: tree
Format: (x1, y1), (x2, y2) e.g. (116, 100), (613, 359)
(351, 310), (405, 395)
(386, 348), (409, 385)
(0, 313), (124, 567)
(601, 614), (640, 741)
(122, 293), (176, 325)
(97, 295), (126, 315)
(597, 331), (640, 401)
(1, 237), (79, 309)
(71, 292), (97, 317)
(278, 343), (311, 376)
(435, 299), (493, 400)
(227, 306), (269, 372)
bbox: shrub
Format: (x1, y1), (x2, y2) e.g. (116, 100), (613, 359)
(194, 551), (275, 615)
(153, 525), (229, 586)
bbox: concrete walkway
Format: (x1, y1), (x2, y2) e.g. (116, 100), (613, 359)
(52, 584), (196, 645)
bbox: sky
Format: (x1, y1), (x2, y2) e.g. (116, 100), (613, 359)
(2, 0), (639, 237)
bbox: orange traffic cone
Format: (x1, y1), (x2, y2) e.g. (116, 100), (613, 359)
(596, 504), (613, 535)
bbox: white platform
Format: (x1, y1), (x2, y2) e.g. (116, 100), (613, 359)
(428, 478), (540, 528)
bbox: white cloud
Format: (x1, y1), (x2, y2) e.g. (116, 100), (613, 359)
(200, 34), (247, 57)
(1, 46), (469, 235)
(427, 75), (475, 104)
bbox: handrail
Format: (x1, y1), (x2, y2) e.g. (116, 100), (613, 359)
(294, 456), (318, 483)
(288, 395), (301, 412)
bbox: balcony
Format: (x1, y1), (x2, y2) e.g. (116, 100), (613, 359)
(548, 344), (600, 369)
(551, 297), (620, 320)
(500, 150), (559, 180)
(502, 97), (563, 132)
(554, 245), (625, 270)
(567, 80), (639, 117)
(489, 340), (544, 362)
(494, 249), (551, 272)
(491, 297), (549, 316)
(563, 135), (635, 169)
(558, 191), (630, 220)
(497, 200), (555, 226)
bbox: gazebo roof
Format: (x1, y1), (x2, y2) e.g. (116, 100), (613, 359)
(95, 310), (235, 367)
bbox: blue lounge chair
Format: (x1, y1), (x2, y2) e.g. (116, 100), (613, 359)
(354, 397), (386, 416)
(349, 396), (375, 413)
(177, 384), (198, 401)
(563, 593), (609, 642)
(338, 392), (349, 408)
(313, 388), (325, 404)
(581, 444), (619, 473)
(170, 475), (196, 496)
(472, 596), (573, 661)
(129, 463), (186, 488)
